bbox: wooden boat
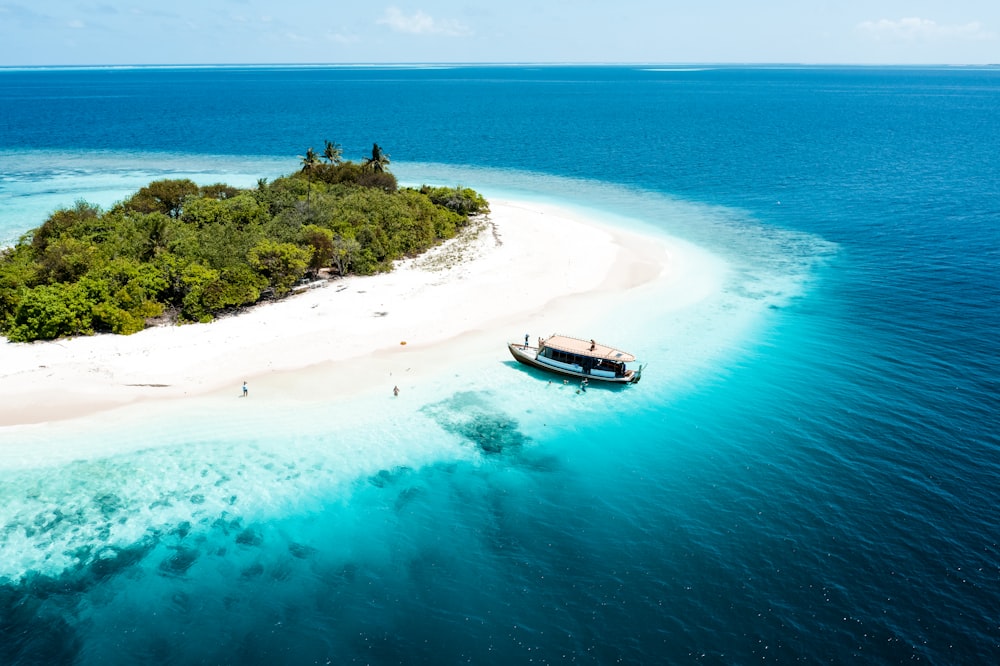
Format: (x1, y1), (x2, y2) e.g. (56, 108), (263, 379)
(507, 334), (643, 384)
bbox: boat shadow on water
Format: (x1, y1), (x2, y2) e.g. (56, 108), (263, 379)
(501, 359), (638, 393)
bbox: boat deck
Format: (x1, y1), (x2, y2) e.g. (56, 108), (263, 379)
(539, 335), (635, 362)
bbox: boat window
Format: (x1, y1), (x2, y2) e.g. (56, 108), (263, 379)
(546, 348), (583, 366)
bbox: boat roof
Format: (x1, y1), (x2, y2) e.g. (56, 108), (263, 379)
(541, 334), (636, 362)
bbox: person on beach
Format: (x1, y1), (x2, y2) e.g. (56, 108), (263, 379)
(242, 382), (248, 397)
(393, 385), (400, 397)
(589, 339), (596, 351)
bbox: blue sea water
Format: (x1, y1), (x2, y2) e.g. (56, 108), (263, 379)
(1, 65), (999, 664)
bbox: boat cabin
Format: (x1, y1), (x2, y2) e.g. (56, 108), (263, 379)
(538, 335), (635, 379)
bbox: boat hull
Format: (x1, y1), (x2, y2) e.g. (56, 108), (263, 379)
(507, 343), (641, 384)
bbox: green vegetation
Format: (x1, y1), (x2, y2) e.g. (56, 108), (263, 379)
(0, 144), (489, 342)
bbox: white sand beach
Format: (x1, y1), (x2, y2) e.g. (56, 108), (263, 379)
(0, 198), (715, 429)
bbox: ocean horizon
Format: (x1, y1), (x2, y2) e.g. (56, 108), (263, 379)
(1, 65), (998, 664)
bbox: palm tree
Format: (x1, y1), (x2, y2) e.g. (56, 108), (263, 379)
(363, 143), (391, 173)
(323, 140), (343, 165)
(299, 147), (321, 202)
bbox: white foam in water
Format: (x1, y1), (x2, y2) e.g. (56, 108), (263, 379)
(0, 152), (836, 583)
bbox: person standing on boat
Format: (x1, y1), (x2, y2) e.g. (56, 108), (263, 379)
(525, 333), (530, 348)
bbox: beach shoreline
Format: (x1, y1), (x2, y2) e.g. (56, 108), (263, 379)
(0, 198), (698, 430)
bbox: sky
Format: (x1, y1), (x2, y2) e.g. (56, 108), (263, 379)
(1, 1), (998, 66)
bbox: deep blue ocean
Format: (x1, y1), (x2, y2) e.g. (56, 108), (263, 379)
(1, 65), (999, 664)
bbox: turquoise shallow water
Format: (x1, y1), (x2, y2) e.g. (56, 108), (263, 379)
(1, 66), (998, 663)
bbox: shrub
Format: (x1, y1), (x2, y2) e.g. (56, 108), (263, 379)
(121, 179), (199, 218)
(420, 186), (490, 215)
(301, 225), (334, 271)
(6, 282), (94, 341)
(248, 240), (313, 295)
(30, 201), (101, 251)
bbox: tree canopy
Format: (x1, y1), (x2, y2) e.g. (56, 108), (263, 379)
(0, 145), (489, 341)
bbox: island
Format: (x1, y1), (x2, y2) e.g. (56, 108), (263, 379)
(0, 142), (487, 341)
(0, 146), (680, 429)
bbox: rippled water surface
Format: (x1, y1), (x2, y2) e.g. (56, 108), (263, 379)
(1, 66), (998, 664)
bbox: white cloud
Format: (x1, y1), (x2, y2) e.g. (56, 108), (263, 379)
(377, 6), (470, 37)
(857, 17), (995, 42)
(326, 31), (360, 46)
